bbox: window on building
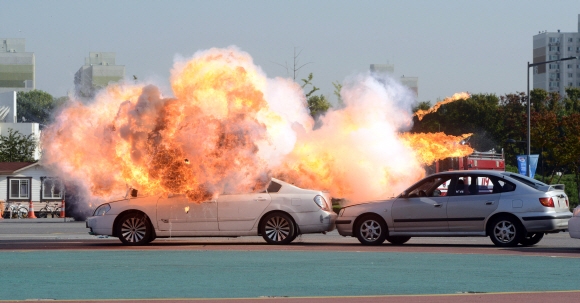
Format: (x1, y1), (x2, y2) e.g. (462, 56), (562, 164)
(569, 38), (574, 42)
(549, 63), (560, 69)
(568, 64), (573, 68)
(569, 73), (574, 77)
(9, 178), (30, 199)
(569, 82), (573, 87)
(568, 47), (573, 51)
(42, 178), (63, 200)
(550, 37), (560, 43)
(549, 55), (560, 60)
(550, 46), (560, 51)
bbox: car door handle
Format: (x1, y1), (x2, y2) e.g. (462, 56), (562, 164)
(485, 201), (494, 205)
(255, 198), (268, 201)
(434, 204), (442, 208)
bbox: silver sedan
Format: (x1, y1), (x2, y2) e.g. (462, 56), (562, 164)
(86, 178), (336, 245)
(336, 170), (571, 247)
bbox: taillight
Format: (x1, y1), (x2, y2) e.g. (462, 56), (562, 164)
(313, 195), (329, 211)
(539, 197), (554, 207)
(566, 198), (569, 207)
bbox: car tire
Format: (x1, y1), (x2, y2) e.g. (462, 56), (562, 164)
(354, 214), (387, 246)
(115, 212), (153, 246)
(260, 212), (296, 245)
(386, 236), (411, 245)
(488, 216), (524, 247)
(519, 232), (544, 246)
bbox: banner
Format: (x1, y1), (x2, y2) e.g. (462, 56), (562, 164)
(516, 155), (539, 178)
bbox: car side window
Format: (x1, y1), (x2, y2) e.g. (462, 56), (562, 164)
(407, 176), (453, 198)
(450, 175), (498, 196)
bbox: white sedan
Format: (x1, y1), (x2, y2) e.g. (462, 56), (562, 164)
(568, 206), (580, 239)
(86, 178), (336, 245)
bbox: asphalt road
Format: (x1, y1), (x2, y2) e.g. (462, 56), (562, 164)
(1, 219), (579, 302)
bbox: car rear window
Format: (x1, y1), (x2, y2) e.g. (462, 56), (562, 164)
(267, 181), (282, 193)
(501, 173), (547, 189)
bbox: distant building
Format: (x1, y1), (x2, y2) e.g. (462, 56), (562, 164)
(532, 14), (580, 96)
(0, 38), (35, 93)
(370, 64), (418, 98)
(0, 91), (41, 160)
(74, 52), (125, 98)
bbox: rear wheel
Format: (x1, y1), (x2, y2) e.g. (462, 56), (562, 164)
(17, 207), (28, 219)
(488, 216), (523, 247)
(386, 236), (411, 245)
(260, 212), (296, 244)
(519, 232), (544, 246)
(354, 214), (387, 245)
(115, 213), (153, 246)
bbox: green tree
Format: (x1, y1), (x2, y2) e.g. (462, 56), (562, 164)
(0, 128), (36, 162)
(332, 81), (344, 107)
(16, 90), (57, 126)
(301, 73), (331, 119)
(563, 87), (580, 114)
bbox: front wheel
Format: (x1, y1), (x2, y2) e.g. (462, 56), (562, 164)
(488, 216), (524, 247)
(519, 232), (544, 246)
(115, 213), (153, 246)
(386, 236), (411, 245)
(260, 212), (296, 244)
(354, 215), (387, 245)
(38, 207), (49, 218)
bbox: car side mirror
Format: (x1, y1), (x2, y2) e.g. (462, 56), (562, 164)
(400, 191), (408, 198)
(130, 189), (138, 198)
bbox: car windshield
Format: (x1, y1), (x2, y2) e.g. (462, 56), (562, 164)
(501, 172), (548, 189)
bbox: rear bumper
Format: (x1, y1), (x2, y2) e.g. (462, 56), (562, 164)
(569, 216), (580, 238)
(520, 213), (571, 232)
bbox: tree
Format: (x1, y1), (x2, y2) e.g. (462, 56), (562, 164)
(301, 73), (331, 119)
(0, 128), (36, 162)
(332, 81), (344, 107)
(272, 47), (312, 80)
(16, 90), (57, 127)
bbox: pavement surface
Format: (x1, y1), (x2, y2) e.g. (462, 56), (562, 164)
(1, 219), (580, 302)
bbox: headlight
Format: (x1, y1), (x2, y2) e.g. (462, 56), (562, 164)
(93, 203), (111, 216)
(573, 207), (580, 217)
(313, 195), (330, 211)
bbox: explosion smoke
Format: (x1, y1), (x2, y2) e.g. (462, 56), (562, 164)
(41, 47), (472, 211)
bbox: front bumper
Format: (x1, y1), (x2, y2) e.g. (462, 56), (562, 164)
(335, 216), (355, 236)
(86, 215), (116, 236)
(569, 216), (580, 238)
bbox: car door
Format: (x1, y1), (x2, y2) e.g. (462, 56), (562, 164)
(156, 194), (218, 231)
(391, 175), (452, 232)
(446, 174), (500, 232)
(217, 193), (271, 231)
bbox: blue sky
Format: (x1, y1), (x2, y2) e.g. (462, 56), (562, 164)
(2, 0), (580, 104)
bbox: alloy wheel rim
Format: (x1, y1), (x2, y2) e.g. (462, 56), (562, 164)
(121, 217), (147, 243)
(494, 220), (516, 243)
(265, 216), (290, 242)
(361, 220), (381, 241)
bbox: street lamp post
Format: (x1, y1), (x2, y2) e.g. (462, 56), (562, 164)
(527, 56), (578, 177)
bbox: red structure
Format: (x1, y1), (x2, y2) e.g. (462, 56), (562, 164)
(435, 150), (505, 172)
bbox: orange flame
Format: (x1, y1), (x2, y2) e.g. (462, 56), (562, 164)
(414, 92), (470, 121)
(399, 132), (474, 165)
(41, 47), (474, 206)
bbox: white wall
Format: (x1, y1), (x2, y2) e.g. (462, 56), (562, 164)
(0, 91), (16, 123)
